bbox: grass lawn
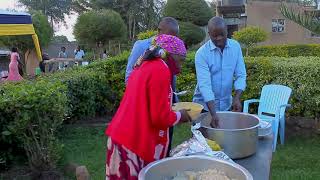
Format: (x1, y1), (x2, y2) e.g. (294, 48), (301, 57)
(59, 124), (320, 180)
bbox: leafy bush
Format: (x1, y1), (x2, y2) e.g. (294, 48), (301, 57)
(40, 68), (117, 121)
(179, 22), (205, 47)
(233, 26), (268, 56)
(137, 30), (157, 40)
(0, 80), (67, 172)
(247, 44), (320, 57)
(164, 0), (212, 26)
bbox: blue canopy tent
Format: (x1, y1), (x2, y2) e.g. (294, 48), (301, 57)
(0, 10), (42, 61)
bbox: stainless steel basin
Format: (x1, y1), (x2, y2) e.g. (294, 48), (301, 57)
(138, 155), (253, 180)
(198, 112), (260, 159)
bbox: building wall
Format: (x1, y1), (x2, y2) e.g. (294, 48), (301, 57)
(246, 1), (320, 45)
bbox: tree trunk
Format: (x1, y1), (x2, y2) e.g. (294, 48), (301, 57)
(118, 42), (121, 54)
(246, 48), (249, 57)
(132, 18), (136, 40)
(128, 13), (132, 41)
(50, 16), (54, 29)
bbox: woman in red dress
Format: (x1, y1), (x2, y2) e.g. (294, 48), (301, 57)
(105, 34), (191, 180)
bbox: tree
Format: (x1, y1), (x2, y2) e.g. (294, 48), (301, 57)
(233, 26), (268, 56)
(179, 22), (205, 47)
(209, 0), (217, 17)
(73, 9), (127, 46)
(164, 0), (213, 26)
(0, 11), (53, 53)
(280, 3), (320, 35)
(72, 0), (165, 40)
(18, 0), (73, 26)
(52, 35), (69, 43)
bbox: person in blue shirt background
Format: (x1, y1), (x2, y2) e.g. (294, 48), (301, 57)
(125, 17), (179, 83)
(193, 17), (247, 128)
(125, 17), (180, 157)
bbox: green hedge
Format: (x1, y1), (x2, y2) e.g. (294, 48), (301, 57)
(247, 44), (320, 57)
(40, 68), (117, 121)
(0, 80), (67, 171)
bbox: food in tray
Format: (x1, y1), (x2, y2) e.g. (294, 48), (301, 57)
(206, 139), (221, 151)
(169, 169), (238, 180)
(172, 102), (204, 120)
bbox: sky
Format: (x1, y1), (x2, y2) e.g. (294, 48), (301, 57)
(0, 0), (77, 41)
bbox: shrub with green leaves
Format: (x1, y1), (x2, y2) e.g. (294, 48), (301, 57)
(40, 67), (118, 121)
(247, 44), (320, 57)
(233, 26), (268, 56)
(164, 0), (212, 26)
(0, 80), (67, 172)
(179, 22), (205, 47)
(137, 30), (157, 40)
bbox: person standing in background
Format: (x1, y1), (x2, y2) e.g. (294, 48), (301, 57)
(6, 47), (23, 81)
(74, 46), (85, 66)
(102, 50), (108, 59)
(58, 46), (68, 58)
(74, 46), (85, 60)
(58, 46), (68, 69)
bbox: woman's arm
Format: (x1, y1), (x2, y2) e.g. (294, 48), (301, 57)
(148, 71), (179, 129)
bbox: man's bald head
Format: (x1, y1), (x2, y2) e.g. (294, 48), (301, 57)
(208, 17), (227, 32)
(208, 17), (228, 49)
(158, 17), (179, 36)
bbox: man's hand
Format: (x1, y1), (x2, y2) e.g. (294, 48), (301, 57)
(179, 109), (192, 123)
(232, 97), (242, 112)
(210, 113), (220, 128)
(207, 100), (220, 128)
(232, 90), (243, 112)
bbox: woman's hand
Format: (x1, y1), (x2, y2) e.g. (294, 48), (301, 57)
(134, 55), (144, 68)
(179, 109), (192, 123)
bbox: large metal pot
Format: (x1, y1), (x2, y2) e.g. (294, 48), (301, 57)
(198, 112), (259, 159)
(138, 155), (253, 180)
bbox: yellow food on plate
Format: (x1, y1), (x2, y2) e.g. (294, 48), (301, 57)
(206, 139), (222, 151)
(172, 102), (204, 120)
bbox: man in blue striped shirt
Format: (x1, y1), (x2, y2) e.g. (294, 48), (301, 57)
(193, 17), (247, 127)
